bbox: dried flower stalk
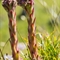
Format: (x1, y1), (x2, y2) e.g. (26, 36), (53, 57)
(2, 0), (20, 60)
(17, 0), (40, 60)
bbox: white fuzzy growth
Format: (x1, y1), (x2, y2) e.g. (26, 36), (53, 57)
(4, 54), (13, 60)
(18, 43), (26, 50)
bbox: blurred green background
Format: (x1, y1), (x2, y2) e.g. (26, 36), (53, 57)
(0, 0), (60, 59)
(0, 0), (60, 42)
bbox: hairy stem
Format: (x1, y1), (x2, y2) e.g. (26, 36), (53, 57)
(2, 0), (20, 60)
(8, 9), (20, 60)
(17, 0), (40, 60)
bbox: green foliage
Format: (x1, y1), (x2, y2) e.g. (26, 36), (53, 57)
(37, 29), (60, 60)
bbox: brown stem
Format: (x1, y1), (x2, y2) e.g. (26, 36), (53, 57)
(17, 0), (40, 60)
(2, 0), (20, 60)
(8, 9), (20, 60)
(27, 2), (40, 60)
